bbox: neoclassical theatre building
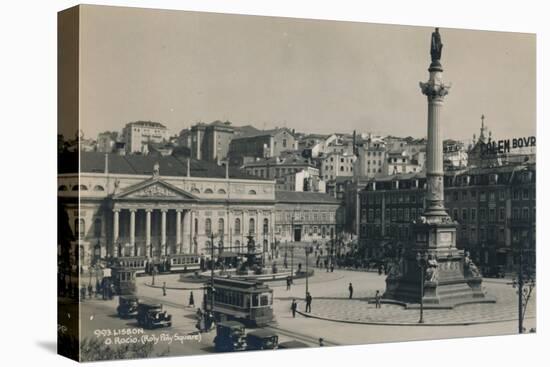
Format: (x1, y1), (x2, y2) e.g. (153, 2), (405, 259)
(58, 152), (343, 268)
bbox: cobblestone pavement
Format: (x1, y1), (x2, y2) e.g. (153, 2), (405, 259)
(295, 281), (536, 325)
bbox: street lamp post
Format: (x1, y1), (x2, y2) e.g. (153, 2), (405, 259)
(511, 240), (536, 334)
(290, 243), (294, 283)
(305, 245), (312, 298)
(209, 232), (216, 314)
(416, 251), (427, 324)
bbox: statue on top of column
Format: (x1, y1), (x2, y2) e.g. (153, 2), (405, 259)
(430, 27), (443, 62)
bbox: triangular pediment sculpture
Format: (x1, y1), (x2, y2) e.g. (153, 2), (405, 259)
(114, 178), (197, 201)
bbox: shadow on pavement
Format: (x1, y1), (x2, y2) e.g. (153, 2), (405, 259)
(36, 340), (57, 354)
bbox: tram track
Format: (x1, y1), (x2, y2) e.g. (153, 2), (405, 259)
(138, 294), (339, 347)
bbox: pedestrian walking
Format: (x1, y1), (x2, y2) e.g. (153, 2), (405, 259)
(348, 282), (354, 299)
(305, 292), (312, 313)
(375, 290), (381, 308)
(330, 263), (334, 272)
(286, 276), (292, 290)
(88, 283), (93, 299)
(319, 338), (324, 347)
(290, 299), (297, 318)
(162, 282), (167, 296)
(189, 291), (195, 307)
(80, 286), (86, 300)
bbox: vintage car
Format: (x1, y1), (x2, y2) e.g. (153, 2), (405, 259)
(213, 321), (246, 353)
(136, 303), (172, 329)
(277, 340), (310, 349)
(246, 329), (278, 350)
(117, 295), (139, 318)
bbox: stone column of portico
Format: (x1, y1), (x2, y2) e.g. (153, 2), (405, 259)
(176, 209), (182, 254)
(129, 208), (136, 256)
(112, 208), (120, 258)
(182, 210), (191, 254)
(145, 208), (152, 258)
(161, 209), (167, 256)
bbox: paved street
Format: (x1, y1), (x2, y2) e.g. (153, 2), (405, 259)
(78, 266), (535, 357)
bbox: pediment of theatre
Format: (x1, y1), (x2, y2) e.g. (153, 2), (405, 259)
(113, 178), (197, 202)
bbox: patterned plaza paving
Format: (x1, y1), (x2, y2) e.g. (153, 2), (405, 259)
(295, 283), (536, 325)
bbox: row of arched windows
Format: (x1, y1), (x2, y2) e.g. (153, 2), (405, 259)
(58, 185), (105, 192)
(191, 188), (256, 195)
(202, 217), (269, 236)
(59, 184), (258, 196)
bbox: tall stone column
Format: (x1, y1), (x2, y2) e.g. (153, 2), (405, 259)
(112, 208), (120, 258)
(383, 28), (489, 307)
(189, 211), (195, 253)
(176, 209), (182, 253)
(129, 208), (136, 255)
(419, 36), (451, 218)
(161, 209), (167, 256)
(145, 208), (152, 258)
(182, 210), (191, 254)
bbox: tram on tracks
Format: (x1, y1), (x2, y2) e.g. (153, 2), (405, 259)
(111, 254), (201, 276)
(205, 277), (274, 327)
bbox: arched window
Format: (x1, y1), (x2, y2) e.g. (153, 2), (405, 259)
(191, 188), (200, 194)
(263, 218), (269, 235)
(93, 218), (102, 238)
(205, 218), (212, 236)
(75, 218), (85, 239)
(93, 185), (105, 191)
(71, 185), (79, 191)
(217, 189), (227, 194)
(58, 185), (68, 191)
(218, 218), (224, 237)
(234, 218), (241, 235)
(204, 188), (214, 194)
(79, 185), (88, 191)
(248, 190), (257, 195)
(235, 240), (241, 252)
(249, 218), (255, 235)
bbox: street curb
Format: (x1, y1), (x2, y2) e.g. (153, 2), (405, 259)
(296, 310), (536, 327)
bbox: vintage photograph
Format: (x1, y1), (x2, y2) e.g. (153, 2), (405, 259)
(57, 5), (536, 362)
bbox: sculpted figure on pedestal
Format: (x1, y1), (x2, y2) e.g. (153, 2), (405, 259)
(425, 254), (439, 283)
(464, 251), (481, 277)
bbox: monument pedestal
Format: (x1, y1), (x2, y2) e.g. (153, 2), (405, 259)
(384, 218), (491, 307)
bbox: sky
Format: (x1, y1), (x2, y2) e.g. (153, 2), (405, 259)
(72, 5), (536, 143)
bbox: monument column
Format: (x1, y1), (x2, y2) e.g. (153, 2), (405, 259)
(383, 28), (489, 306)
(182, 210), (191, 253)
(419, 28), (451, 218)
(112, 208), (120, 258)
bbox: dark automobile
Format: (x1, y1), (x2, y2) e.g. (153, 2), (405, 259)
(117, 295), (139, 318)
(483, 265), (506, 278)
(277, 340), (310, 349)
(137, 303), (172, 329)
(213, 321), (246, 353)
(246, 329), (278, 350)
